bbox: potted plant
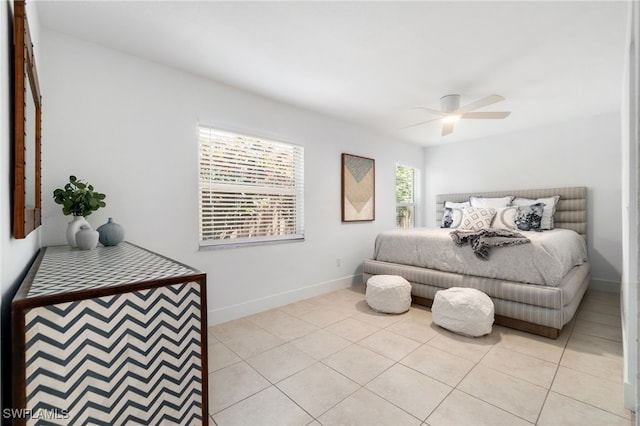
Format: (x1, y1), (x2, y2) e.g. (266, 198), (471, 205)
(53, 176), (107, 247)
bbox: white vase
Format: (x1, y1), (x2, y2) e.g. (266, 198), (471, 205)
(66, 215), (89, 247)
(76, 225), (99, 250)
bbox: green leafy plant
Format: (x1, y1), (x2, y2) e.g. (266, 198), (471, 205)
(53, 175), (107, 217)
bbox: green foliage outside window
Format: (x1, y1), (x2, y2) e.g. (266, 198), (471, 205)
(396, 165), (414, 203)
(396, 165), (415, 228)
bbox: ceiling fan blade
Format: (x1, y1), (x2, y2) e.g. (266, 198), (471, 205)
(409, 106), (447, 117)
(399, 117), (442, 130)
(455, 95), (505, 113)
(460, 111), (511, 119)
(442, 121), (454, 136)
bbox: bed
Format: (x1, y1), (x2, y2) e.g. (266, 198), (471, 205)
(362, 187), (589, 338)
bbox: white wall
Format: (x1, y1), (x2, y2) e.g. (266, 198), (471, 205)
(38, 30), (424, 325)
(621, 0), (639, 414)
(424, 112), (623, 289)
(1, 0), (42, 411)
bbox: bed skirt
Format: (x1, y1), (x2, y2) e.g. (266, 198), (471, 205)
(362, 259), (590, 338)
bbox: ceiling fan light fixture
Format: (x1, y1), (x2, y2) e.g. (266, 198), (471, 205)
(401, 94), (511, 136)
(442, 114), (461, 123)
(440, 94), (461, 112)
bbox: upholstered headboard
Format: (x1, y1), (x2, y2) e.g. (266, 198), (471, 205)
(435, 186), (587, 239)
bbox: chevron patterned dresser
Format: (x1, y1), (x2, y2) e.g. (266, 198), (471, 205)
(11, 242), (208, 425)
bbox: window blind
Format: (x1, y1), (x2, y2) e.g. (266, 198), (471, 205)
(198, 126), (304, 246)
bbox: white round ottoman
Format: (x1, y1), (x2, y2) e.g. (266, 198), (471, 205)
(366, 275), (412, 314)
(432, 287), (495, 337)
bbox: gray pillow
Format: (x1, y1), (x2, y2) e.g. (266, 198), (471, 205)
(512, 196), (560, 230)
(515, 203), (545, 231)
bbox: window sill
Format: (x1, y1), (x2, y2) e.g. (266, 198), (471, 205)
(198, 235), (305, 250)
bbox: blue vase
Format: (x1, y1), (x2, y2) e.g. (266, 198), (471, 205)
(97, 217), (125, 246)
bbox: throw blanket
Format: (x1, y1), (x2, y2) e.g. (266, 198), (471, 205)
(450, 228), (531, 260)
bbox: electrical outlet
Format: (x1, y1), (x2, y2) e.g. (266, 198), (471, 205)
(336, 258), (342, 267)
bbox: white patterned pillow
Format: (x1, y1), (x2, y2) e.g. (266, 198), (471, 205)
(441, 201), (470, 228)
(492, 207), (517, 230)
(461, 207), (497, 230)
(469, 195), (514, 208)
(449, 208), (464, 228)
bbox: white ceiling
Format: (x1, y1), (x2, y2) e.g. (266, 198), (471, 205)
(35, 0), (629, 146)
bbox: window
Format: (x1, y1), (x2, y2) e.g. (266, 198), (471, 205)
(198, 126), (304, 247)
(396, 164), (417, 228)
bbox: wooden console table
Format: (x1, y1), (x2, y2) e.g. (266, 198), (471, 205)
(11, 242), (208, 425)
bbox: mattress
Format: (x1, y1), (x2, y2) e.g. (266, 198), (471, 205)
(372, 227), (587, 287)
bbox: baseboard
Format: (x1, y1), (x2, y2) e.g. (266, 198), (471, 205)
(589, 278), (621, 293)
(624, 381), (637, 412)
(208, 274), (362, 326)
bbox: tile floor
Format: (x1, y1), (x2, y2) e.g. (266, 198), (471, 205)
(207, 285), (633, 425)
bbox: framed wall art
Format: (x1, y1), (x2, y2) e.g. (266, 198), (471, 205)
(341, 153), (375, 222)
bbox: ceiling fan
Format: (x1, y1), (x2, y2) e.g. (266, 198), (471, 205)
(403, 94), (511, 136)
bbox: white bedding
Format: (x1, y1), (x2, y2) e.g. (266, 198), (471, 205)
(372, 228), (587, 287)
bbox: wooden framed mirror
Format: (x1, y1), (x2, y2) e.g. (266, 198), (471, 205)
(13, 0), (42, 239)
